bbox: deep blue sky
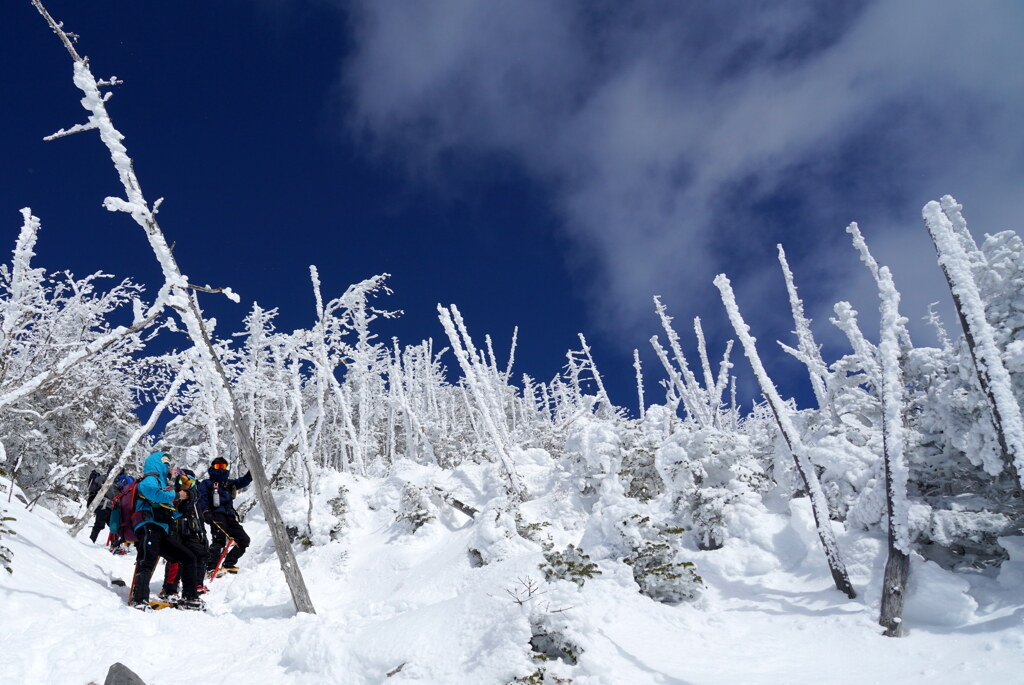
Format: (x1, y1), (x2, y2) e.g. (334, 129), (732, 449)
(3, 1), (1023, 416)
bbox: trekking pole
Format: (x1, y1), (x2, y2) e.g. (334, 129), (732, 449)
(127, 560), (137, 605)
(126, 555), (160, 605)
(208, 520), (236, 582)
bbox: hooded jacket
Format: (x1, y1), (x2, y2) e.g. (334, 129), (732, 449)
(132, 451), (178, 533)
(197, 465), (252, 518)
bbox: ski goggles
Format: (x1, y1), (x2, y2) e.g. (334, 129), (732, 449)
(212, 463), (228, 470)
(177, 474), (196, 489)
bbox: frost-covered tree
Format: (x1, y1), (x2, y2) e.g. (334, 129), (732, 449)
(0, 210), (156, 505)
(33, 0), (315, 613)
(715, 274), (856, 599)
(926, 196), (1024, 489)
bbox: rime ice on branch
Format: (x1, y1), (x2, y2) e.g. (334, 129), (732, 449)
(925, 197), (1024, 488)
(714, 274), (856, 599)
(33, 0), (315, 614)
(438, 304), (526, 499)
(876, 265), (911, 637)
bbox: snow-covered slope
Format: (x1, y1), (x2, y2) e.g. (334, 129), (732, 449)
(2, 472), (1022, 685)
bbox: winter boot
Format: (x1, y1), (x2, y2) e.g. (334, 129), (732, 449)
(178, 597), (206, 612)
(157, 585), (179, 602)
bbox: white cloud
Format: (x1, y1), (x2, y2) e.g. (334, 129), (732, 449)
(343, 0), (1024, 350)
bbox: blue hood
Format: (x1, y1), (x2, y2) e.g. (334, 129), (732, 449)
(144, 451), (170, 484)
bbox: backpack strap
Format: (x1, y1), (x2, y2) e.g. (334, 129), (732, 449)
(135, 471), (160, 500)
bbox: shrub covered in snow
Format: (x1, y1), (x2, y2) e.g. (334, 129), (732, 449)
(327, 484), (350, 540)
(395, 482), (437, 533)
(0, 506), (13, 574)
(540, 544), (601, 588)
(656, 426), (767, 550)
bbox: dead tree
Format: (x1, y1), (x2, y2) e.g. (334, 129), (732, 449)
(33, 0), (315, 614)
(715, 274), (856, 599)
(876, 266), (911, 636)
(924, 197), (1024, 489)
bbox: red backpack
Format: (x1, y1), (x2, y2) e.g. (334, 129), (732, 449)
(112, 472), (157, 544)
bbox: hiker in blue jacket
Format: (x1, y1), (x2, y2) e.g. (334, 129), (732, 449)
(197, 457), (252, 575)
(127, 452), (204, 611)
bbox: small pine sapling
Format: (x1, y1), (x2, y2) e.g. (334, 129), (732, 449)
(395, 483), (436, 533)
(529, 617), (582, 665)
(540, 545), (602, 588)
(0, 506), (14, 573)
(516, 513), (553, 551)
(327, 485), (349, 540)
(622, 522), (703, 604)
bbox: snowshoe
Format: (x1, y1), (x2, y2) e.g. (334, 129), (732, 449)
(148, 600), (176, 611)
(223, 566), (239, 574)
(157, 588), (180, 602)
(177, 597), (206, 612)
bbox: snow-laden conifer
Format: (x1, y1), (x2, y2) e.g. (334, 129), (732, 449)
(438, 304), (525, 499)
(777, 245), (835, 420)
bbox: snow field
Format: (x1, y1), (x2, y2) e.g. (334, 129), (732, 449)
(2, 465), (1023, 684)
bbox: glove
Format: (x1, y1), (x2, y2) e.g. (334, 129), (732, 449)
(203, 511), (212, 524)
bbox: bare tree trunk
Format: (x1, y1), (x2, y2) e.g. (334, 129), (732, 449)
(876, 266), (911, 635)
(715, 274), (856, 599)
(33, 0), (315, 614)
(924, 198), (1024, 488)
(879, 546), (910, 637)
(188, 297), (316, 614)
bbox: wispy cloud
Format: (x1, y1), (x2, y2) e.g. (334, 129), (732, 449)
(342, 0), (1024, 351)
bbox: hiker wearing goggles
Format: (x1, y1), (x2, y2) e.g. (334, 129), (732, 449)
(196, 457), (253, 576)
(159, 468), (212, 600)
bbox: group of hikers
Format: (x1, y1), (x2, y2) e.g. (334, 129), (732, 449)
(86, 451), (253, 611)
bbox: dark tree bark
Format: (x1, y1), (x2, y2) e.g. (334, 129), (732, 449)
(879, 543), (910, 637)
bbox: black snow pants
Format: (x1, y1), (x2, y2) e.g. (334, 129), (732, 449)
(89, 506), (112, 543)
(209, 512), (250, 569)
(131, 524), (199, 603)
(163, 534), (209, 593)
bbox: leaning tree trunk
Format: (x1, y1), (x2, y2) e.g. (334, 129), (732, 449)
(68, 359), (189, 537)
(715, 274), (856, 599)
(924, 197), (1024, 489)
(876, 266), (911, 636)
(33, 0), (315, 614)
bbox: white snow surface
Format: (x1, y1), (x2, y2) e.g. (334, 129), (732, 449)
(2, 468), (1023, 685)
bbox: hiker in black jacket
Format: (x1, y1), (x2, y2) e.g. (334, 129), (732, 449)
(160, 468), (211, 599)
(87, 467), (124, 544)
(86, 468), (105, 507)
(197, 457), (253, 575)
